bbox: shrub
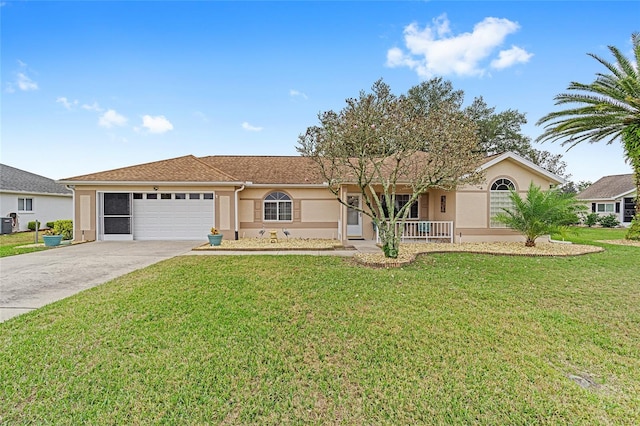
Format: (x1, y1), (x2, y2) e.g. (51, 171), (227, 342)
(53, 220), (73, 240)
(584, 212), (599, 227)
(626, 217), (640, 240)
(46, 221), (55, 229)
(598, 214), (620, 228)
(27, 220), (41, 231)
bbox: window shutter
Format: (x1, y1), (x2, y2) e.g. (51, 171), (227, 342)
(592, 203), (596, 212)
(615, 202), (620, 213)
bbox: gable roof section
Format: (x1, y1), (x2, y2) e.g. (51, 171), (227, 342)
(199, 156), (326, 185)
(59, 155), (238, 184)
(578, 174), (635, 200)
(0, 164), (72, 195)
(479, 151), (566, 185)
(56, 151), (564, 187)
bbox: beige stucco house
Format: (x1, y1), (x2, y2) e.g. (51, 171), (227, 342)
(57, 151), (564, 243)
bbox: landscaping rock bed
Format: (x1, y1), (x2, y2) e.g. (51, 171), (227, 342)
(193, 238), (346, 251)
(353, 241), (605, 268)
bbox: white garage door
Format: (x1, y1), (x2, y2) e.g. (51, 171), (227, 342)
(133, 193), (214, 240)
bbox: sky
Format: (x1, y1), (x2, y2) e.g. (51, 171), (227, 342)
(1, 1), (638, 183)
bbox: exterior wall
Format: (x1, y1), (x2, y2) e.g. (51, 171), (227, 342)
(0, 192), (72, 232)
(582, 192), (637, 227)
(455, 158), (560, 242)
(70, 184), (230, 241)
(238, 187), (340, 239)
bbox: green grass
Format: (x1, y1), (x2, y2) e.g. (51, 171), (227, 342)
(0, 231), (49, 257)
(1, 228), (638, 424)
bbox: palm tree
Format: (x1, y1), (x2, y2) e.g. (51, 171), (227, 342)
(536, 33), (640, 239)
(494, 183), (586, 247)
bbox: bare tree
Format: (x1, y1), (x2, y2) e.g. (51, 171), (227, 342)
(297, 80), (484, 258)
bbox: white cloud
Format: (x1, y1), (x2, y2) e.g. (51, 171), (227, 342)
(141, 115), (174, 134)
(56, 96), (78, 110)
(98, 109), (128, 128)
(386, 14), (531, 78)
(82, 102), (103, 112)
(194, 111), (209, 122)
(491, 46), (533, 69)
(242, 122), (263, 132)
(290, 89), (308, 100)
(16, 72), (38, 91)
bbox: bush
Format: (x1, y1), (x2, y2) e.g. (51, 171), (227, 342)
(584, 212), (599, 227)
(626, 217), (640, 240)
(46, 221), (55, 229)
(27, 220), (41, 231)
(598, 214), (620, 228)
(53, 220), (73, 240)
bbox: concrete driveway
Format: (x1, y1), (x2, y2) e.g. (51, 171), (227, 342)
(0, 241), (197, 322)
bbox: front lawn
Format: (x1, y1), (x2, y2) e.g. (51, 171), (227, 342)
(0, 231), (49, 257)
(1, 228), (638, 424)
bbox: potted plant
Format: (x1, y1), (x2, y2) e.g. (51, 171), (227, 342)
(42, 229), (63, 247)
(208, 227), (223, 246)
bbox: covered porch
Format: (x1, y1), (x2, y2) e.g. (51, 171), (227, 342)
(375, 220), (454, 244)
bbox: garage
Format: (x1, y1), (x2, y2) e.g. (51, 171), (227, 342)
(99, 192), (214, 241)
(132, 192), (214, 240)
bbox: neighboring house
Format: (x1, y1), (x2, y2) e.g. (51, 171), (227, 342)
(578, 174), (637, 227)
(57, 151), (564, 243)
(0, 164), (73, 232)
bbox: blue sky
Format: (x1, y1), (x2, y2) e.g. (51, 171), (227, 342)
(1, 1), (638, 183)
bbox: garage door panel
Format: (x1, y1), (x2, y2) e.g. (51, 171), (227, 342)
(133, 198), (213, 240)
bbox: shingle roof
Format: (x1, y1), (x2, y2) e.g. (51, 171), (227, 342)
(60, 155), (238, 183)
(0, 164), (72, 195)
(578, 174), (635, 200)
(199, 156), (326, 184)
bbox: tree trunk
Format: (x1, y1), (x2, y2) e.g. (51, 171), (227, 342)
(525, 238), (536, 247)
(377, 221), (400, 258)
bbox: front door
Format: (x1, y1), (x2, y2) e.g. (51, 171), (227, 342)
(346, 194), (362, 238)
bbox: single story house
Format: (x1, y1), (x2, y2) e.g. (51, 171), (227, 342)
(57, 151), (564, 243)
(0, 164), (73, 232)
(578, 174), (637, 227)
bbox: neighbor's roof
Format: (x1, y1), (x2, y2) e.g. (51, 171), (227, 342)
(578, 174), (636, 200)
(0, 164), (72, 195)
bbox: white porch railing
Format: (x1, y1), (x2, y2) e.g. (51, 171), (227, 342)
(376, 221), (454, 244)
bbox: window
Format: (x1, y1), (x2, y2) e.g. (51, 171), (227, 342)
(160, 193), (171, 200)
(203, 193), (214, 200)
(440, 195), (447, 213)
(490, 178), (515, 228)
(264, 191), (292, 221)
(380, 194), (418, 219)
(596, 203), (614, 213)
(133, 193), (143, 199)
(189, 193), (200, 200)
(18, 197), (33, 212)
(175, 193), (186, 200)
(146, 193), (157, 199)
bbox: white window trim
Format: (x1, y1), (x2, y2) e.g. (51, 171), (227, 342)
(18, 197), (34, 212)
(263, 192), (293, 222)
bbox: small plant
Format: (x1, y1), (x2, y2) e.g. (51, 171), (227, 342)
(43, 228), (60, 236)
(46, 221), (55, 229)
(584, 212), (599, 227)
(53, 220), (73, 240)
(27, 220), (41, 231)
(210, 227), (219, 235)
(597, 214), (620, 228)
(626, 217), (640, 240)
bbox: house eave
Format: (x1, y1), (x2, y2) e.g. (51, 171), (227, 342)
(0, 189), (72, 197)
(479, 151), (566, 185)
(56, 180), (245, 187)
